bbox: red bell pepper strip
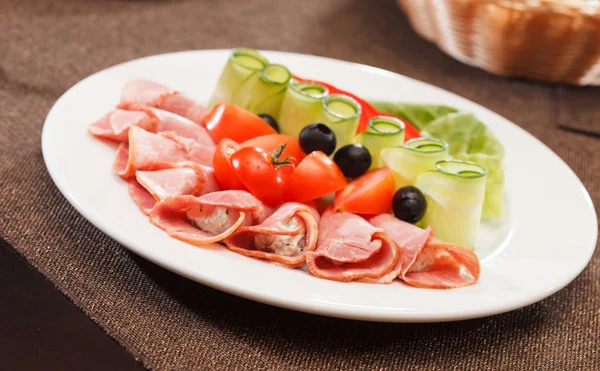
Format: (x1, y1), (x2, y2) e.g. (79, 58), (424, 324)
(293, 75), (421, 141)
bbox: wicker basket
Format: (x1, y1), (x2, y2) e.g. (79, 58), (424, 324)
(397, 0), (600, 85)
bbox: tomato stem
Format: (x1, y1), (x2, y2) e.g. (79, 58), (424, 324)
(270, 144), (295, 167)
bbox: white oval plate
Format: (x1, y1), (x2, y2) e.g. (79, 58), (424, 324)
(42, 50), (598, 323)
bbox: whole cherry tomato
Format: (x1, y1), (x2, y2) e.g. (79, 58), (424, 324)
(240, 134), (306, 164)
(231, 144), (295, 206)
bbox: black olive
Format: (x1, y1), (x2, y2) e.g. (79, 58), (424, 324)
(258, 113), (279, 132)
(333, 144), (371, 178)
(299, 123), (336, 156)
(392, 186), (427, 224)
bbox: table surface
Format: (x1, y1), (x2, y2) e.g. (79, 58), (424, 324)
(1, 0), (599, 370)
(0, 238), (146, 370)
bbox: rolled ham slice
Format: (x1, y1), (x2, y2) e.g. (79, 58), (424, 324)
(305, 208), (400, 283)
(113, 127), (214, 179)
(128, 180), (158, 215)
(224, 203), (320, 268)
(89, 107), (215, 148)
(151, 108), (215, 149)
(119, 79), (207, 124)
(149, 190), (272, 246)
(128, 162), (220, 215)
(368, 214), (480, 289)
(88, 109), (156, 142)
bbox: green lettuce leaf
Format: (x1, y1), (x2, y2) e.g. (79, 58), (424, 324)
(369, 102), (458, 131)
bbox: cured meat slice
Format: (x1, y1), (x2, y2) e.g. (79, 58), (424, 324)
(368, 214), (480, 289)
(151, 108), (215, 149)
(113, 127), (214, 179)
(128, 162), (220, 215)
(113, 127), (189, 178)
(89, 107), (215, 148)
(113, 144), (130, 174)
(119, 79), (207, 124)
(157, 130), (214, 167)
(305, 208), (400, 282)
(88, 109), (155, 142)
(128, 179), (159, 215)
(224, 203), (320, 268)
(149, 191), (272, 245)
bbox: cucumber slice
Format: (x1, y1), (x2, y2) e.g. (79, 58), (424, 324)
(317, 94), (361, 152)
(208, 48), (268, 109)
(229, 64), (291, 119)
(355, 116), (405, 169)
(422, 112), (504, 220)
(414, 160), (487, 249)
(380, 138), (448, 189)
(278, 79), (329, 138)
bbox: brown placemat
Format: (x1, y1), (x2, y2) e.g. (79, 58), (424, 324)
(1, 0), (599, 370)
(558, 86), (600, 137)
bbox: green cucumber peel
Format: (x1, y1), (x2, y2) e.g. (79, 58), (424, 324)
(278, 79), (329, 138)
(355, 116), (405, 169)
(208, 48), (268, 109)
(415, 160), (487, 250)
(422, 112), (504, 220)
(317, 94), (362, 153)
(229, 63), (291, 119)
(380, 137), (449, 189)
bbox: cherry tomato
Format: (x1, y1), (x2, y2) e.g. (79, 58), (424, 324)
(202, 103), (277, 143)
(240, 134), (306, 164)
(231, 145), (295, 206)
(334, 168), (395, 215)
(213, 139), (247, 191)
(284, 151), (347, 202)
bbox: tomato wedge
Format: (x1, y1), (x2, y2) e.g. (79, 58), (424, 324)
(202, 103), (277, 143)
(240, 134), (306, 164)
(213, 138), (247, 191)
(284, 151), (347, 202)
(231, 145), (294, 206)
(334, 168), (395, 215)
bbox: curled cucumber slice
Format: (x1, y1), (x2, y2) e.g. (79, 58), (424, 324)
(415, 160), (487, 250)
(355, 116), (405, 170)
(278, 79), (329, 138)
(422, 112), (504, 220)
(380, 138), (448, 189)
(316, 94), (361, 153)
(229, 64), (291, 119)
(208, 48), (268, 109)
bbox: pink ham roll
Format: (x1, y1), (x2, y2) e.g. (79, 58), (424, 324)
(368, 214), (480, 289)
(113, 127), (214, 179)
(224, 203), (320, 268)
(118, 79), (207, 124)
(128, 162), (220, 215)
(149, 190), (273, 246)
(89, 107), (215, 148)
(305, 208), (400, 283)
(88, 109), (156, 142)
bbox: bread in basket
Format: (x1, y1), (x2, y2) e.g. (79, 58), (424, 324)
(397, 0), (600, 85)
